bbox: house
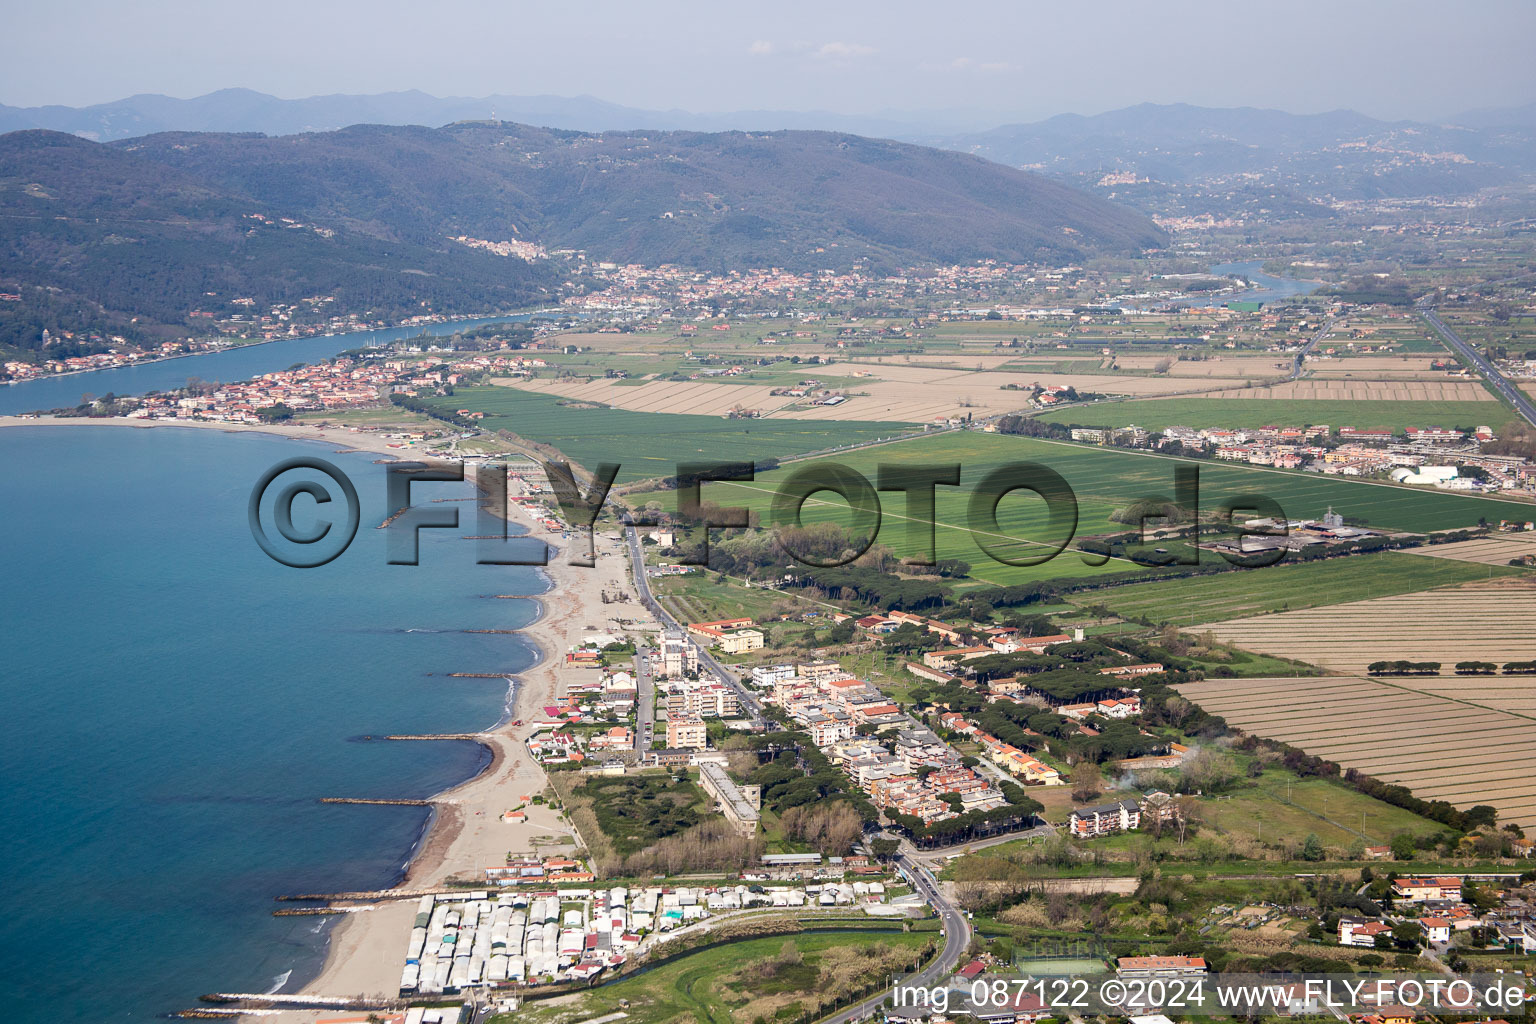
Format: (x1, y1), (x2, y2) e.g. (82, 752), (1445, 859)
(1392, 876), (1462, 902)
(1340, 917), (1392, 947)
(1070, 798), (1141, 838)
(1420, 917), (1451, 945)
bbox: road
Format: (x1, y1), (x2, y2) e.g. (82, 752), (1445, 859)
(621, 519), (768, 729)
(632, 638), (655, 752)
(1420, 306), (1536, 429)
(1292, 315), (1335, 379)
(821, 851), (973, 1024)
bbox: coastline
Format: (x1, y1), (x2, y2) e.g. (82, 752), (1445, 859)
(2, 414), (638, 1019)
(0, 307), (562, 390)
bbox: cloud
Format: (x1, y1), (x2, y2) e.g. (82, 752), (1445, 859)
(748, 40), (774, 56)
(812, 41), (875, 60)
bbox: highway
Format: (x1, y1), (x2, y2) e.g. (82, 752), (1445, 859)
(1420, 306), (1536, 429)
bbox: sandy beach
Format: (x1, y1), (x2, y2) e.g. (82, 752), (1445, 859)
(1, 415), (649, 1019)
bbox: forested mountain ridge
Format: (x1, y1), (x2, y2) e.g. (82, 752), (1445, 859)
(120, 122), (1166, 267)
(0, 122), (1163, 357)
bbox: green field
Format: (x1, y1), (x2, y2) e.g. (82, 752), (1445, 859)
(1038, 398), (1506, 433)
(643, 430), (1536, 586)
(1202, 771), (1445, 847)
(418, 385), (918, 482)
(1074, 550), (1520, 623)
(499, 929), (929, 1024)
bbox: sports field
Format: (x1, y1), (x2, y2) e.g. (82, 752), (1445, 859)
(1038, 398), (1506, 433)
(420, 386), (918, 482)
(1069, 551), (1520, 623)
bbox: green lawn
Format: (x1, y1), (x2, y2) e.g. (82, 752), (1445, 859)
(1071, 550), (1520, 623)
(499, 929), (929, 1024)
(1038, 398), (1506, 434)
(640, 430), (1535, 586)
(417, 385), (918, 482)
(1202, 772), (1446, 847)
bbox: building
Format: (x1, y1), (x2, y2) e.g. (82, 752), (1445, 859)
(1420, 917), (1451, 945)
(1392, 876), (1462, 902)
(1115, 956), (1208, 978)
(699, 761), (761, 835)
(666, 683), (740, 719)
(1340, 917), (1392, 947)
(1069, 798), (1141, 838)
(666, 717), (707, 750)
(659, 629), (698, 678)
(687, 617), (756, 647)
(715, 629), (764, 654)
(922, 646), (992, 670)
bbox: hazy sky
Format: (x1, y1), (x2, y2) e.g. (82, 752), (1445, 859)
(5, 0), (1534, 122)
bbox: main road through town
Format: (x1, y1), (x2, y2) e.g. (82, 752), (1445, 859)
(621, 519), (767, 729)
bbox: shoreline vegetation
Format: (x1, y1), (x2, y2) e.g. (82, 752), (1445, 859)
(0, 415), (614, 1019)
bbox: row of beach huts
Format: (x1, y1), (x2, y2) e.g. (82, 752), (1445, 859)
(400, 881), (893, 994)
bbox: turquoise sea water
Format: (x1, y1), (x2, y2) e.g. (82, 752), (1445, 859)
(0, 425), (543, 1022)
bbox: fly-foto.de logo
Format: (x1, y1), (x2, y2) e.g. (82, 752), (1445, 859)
(249, 458), (1290, 569)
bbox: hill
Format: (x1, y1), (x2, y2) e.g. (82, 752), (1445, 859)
(0, 130), (563, 356)
(0, 87), (954, 142)
(121, 122), (1163, 267)
(0, 123), (1163, 356)
(936, 102), (1536, 197)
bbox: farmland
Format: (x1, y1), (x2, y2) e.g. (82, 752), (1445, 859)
(1068, 552), (1520, 623)
(1405, 532), (1536, 566)
(496, 361), (1215, 424)
(415, 386), (917, 482)
(1175, 673), (1536, 830)
(1193, 575), (1536, 687)
(1038, 398), (1506, 433)
(640, 430), (1536, 585)
(1201, 379), (1495, 402)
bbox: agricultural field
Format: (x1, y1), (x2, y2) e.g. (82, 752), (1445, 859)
(416, 385), (916, 482)
(1037, 397), (1508, 433)
(1201, 379), (1495, 402)
(1305, 355), (1450, 380)
(637, 430), (1536, 586)
(496, 360), (1212, 425)
(1175, 673), (1536, 830)
(1069, 552), (1520, 624)
(1405, 533), (1536, 566)
(1193, 575), (1536, 686)
(498, 929), (929, 1024)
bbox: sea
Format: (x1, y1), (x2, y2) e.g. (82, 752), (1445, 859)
(0, 423), (545, 1022)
